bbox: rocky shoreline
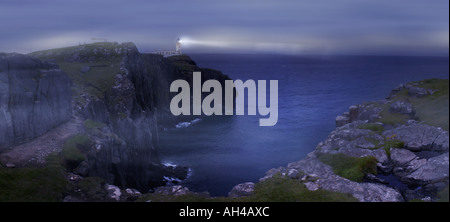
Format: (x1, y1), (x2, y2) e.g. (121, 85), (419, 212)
(149, 79), (449, 202)
(226, 79), (449, 202)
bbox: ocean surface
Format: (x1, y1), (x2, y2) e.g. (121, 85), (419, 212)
(158, 54), (449, 196)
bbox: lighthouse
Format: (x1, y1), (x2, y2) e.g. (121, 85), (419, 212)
(176, 37), (181, 55)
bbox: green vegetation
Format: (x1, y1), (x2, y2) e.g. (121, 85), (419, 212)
(61, 134), (92, 170)
(386, 79), (449, 130)
(383, 139), (405, 156)
(318, 153), (378, 182)
(357, 123), (384, 134)
(139, 192), (212, 202)
(242, 174), (357, 202)
(78, 177), (109, 200)
(138, 173), (357, 202)
(364, 137), (382, 148)
(57, 60), (122, 99)
(84, 119), (105, 130)
(0, 154), (68, 201)
(30, 42), (125, 100)
(409, 79), (449, 131)
(437, 185), (449, 202)
(379, 105), (410, 126)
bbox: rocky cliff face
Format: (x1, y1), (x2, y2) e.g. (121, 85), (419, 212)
(26, 42), (231, 193)
(0, 53), (72, 152)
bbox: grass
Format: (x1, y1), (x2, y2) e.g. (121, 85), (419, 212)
(30, 42), (125, 100)
(138, 173), (357, 202)
(139, 192), (212, 202)
(437, 185), (449, 202)
(61, 134), (92, 170)
(357, 123), (384, 134)
(387, 79), (449, 130)
(77, 177), (109, 201)
(364, 137), (382, 149)
(317, 153), (378, 182)
(57, 59), (122, 99)
(0, 154), (68, 201)
(241, 174), (357, 202)
(382, 139), (404, 156)
(379, 104), (410, 126)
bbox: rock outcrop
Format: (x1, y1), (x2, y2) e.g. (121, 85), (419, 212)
(0, 53), (72, 152)
(25, 42), (232, 193)
(237, 79), (449, 202)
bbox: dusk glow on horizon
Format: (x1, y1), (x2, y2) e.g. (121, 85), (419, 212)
(0, 0), (448, 56)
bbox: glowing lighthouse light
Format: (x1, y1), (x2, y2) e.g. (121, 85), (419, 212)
(176, 37), (181, 55)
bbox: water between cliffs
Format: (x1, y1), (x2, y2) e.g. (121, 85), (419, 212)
(158, 54), (449, 196)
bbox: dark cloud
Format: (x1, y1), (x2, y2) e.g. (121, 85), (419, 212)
(0, 0), (448, 55)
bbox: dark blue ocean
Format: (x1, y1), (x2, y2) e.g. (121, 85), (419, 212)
(159, 54), (449, 196)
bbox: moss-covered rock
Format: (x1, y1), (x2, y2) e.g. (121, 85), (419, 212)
(239, 174), (357, 202)
(318, 153), (378, 182)
(61, 134), (93, 170)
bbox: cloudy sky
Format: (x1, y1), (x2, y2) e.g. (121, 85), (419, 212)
(0, 0), (448, 55)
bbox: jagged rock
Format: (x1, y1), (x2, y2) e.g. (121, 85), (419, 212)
(390, 149), (418, 166)
(389, 101), (415, 116)
(284, 155), (404, 202)
(403, 152), (449, 184)
(383, 123), (449, 152)
(386, 84), (405, 99)
(124, 188), (142, 201)
(228, 182), (255, 198)
(155, 185), (190, 196)
(336, 115), (350, 127)
(318, 122), (385, 159)
(390, 148), (427, 178)
(105, 184), (122, 201)
(349, 105), (359, 122)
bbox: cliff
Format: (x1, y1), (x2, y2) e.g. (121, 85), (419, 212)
(0, 42), (232, 200)
(0, 53), (72, 152)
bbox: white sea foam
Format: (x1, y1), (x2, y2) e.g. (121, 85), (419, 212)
(162, 161), (177, 168)
(175, 118), (201, 128)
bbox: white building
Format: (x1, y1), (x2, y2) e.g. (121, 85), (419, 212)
(153, 38), (182, 57)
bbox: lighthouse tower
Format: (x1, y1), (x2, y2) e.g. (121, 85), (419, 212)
(176, 37), (181, 55)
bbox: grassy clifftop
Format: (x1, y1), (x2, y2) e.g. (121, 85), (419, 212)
(29, 42), (134, 101)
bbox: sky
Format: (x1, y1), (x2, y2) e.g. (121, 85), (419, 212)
(0, 0), (448, 56)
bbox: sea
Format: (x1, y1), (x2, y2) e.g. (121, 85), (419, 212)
(158, 54), (449, 196)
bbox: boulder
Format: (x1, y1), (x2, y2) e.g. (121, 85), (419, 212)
(390, 148), (418, 166)
(277, 154), (404, 202)
(105, 184), (122, 201)
(389, 101), (415, 116)
(407, 86), (429, 98)
(403, 152), (449, 184)
(228, 182), (255, 198)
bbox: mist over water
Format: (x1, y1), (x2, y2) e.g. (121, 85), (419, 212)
(159, 54), (449, 196)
